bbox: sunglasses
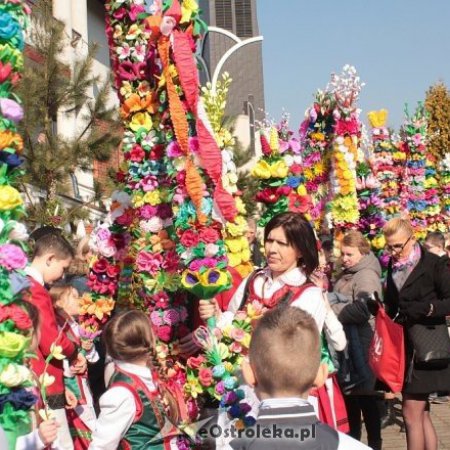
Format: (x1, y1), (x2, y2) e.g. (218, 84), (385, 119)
(385, 234), (413, 253)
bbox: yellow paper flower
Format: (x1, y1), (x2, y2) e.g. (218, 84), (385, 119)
(297, 185), (307, 196)
(79, 296), (115, 320)
(0, 185), (23, 211)
(181, 0), (199, 23)
(226, 216), (247, 237)
(185, 378), (203, 398)
(223, 362), (234, 373)
(269, 127), (279, 151)
(240, 248), (251, 262)
(228, 253), (242, 267)
(0, 332), (28, 358)
(131, 193), (144, 208)
(235, 198), (246, 214)
(314, 161), (325, 176)
(225, 237), (243, 254)
(144, 278), (157, 292)
(130, 112), (152, 132)
(241, 333), (251, 349)
(251, 160), (271, 179)
(143, 190), (161, 206)
(113, 24), (123, 39)
(311, 132), (325, 141)
(367, 109), (388, 128)
(49, 343), (65, 360)
(303, 168), (314, 180)
(270, 160), (289, 178)
(119, 81), (132, 98)
(0, 363), (32, 388)
(126, 24), (142, 40)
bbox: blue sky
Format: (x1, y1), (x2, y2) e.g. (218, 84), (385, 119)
(257, 0), (450, 131)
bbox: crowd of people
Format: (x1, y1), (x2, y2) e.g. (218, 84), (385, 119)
(1, 214), (450, 450)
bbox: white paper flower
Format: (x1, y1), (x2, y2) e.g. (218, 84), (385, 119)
(0, 364), (32, 388)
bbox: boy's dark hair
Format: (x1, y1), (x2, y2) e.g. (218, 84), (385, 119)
(264, 212), (319, 276)
(31, 232), (74, 260)
(250, 306), (320, 397)
(425, 231), (445, 250)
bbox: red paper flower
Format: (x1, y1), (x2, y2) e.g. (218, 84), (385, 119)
(156, 325), (172, 343)
(198, 368), (213, 387)
(92, 259), (108, 274)
(180, 230), (199, 247)
(198, 228), (219, 244)
(187, 355), (205, 369)
(289, 193), (312, 214)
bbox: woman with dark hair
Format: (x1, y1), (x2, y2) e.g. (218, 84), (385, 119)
(199, 212), (346, 440)
(200, 212), (327, 328)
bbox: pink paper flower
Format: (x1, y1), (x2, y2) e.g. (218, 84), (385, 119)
(0, 244), (27, 270)
(136, 251), (163, 274)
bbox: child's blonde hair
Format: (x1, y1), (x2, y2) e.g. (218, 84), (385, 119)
(49, 285), (77, 307)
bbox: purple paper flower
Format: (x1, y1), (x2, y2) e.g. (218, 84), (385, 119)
(0, 98), (23, 123)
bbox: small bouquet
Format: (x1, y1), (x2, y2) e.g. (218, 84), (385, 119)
(186, 300), (265, 428)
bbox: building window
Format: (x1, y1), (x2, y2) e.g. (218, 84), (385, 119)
(215, 0), (233, 31)
(70, 173), (81, 200)
(235, 0), (253, 37)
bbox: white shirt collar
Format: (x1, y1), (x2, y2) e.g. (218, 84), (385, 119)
(25, 266), (44, 286)
(114, 360), (155, 387)
(260, 397), (311, 409)
(261, 266), (307, 287)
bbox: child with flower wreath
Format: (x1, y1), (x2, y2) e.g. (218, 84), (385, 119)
(50, 284), (98, 449)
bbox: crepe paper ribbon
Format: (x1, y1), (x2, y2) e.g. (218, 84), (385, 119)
(172, 29), (237, 222)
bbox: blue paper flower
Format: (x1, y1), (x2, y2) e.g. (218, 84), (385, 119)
(0, 11), (24, 50)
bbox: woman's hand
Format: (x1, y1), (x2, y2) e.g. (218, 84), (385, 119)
(178, 332), (201, 358)
(198, 299), (220, 321)
(38, 419), (60, 446)
(310, 272), (328, 291)
(65, 388), (77, 409)
(70, 352), (87, 374)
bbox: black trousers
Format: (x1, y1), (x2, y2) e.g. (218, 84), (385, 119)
(344, 395), (382, 450)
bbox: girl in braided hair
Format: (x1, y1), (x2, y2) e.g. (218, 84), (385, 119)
(89, 310), (179, 450)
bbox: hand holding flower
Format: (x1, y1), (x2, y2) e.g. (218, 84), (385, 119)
(198, 299), (220, 321)
(38, 419), (60, 447)
(178, 332), (201, 358)
(70, 352), (87, 374)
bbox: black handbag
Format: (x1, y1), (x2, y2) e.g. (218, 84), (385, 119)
(408, 322), (450, 368)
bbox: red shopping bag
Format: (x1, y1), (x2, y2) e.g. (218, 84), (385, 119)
(369, 306), (405, 393)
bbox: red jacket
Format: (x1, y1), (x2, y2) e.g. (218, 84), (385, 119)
(29, 277), (78, 396)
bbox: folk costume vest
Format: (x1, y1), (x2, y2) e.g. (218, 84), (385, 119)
(238, 269), (315, 310)
(108, 366), (170, 450)
(238, 270), (350, 434)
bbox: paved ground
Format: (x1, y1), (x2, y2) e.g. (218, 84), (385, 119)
(361, 397), (450, 449)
